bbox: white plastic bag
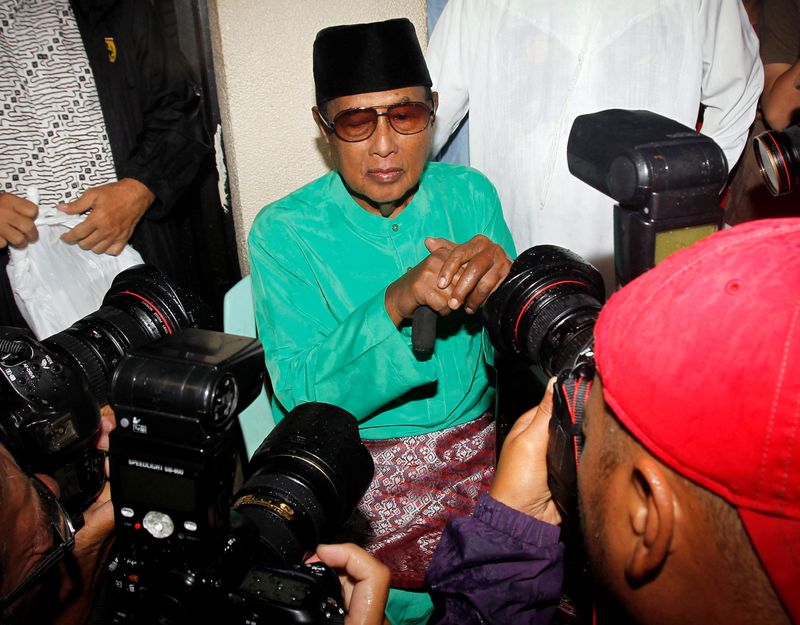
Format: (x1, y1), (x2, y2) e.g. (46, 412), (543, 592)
(6, 203), (144, 339)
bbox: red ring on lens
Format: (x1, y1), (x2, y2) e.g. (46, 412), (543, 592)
(119, 291), (173, 334)
(513, 280), (589, 346)
(765, 131), (792, 193)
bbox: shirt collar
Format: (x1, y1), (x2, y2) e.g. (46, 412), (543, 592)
(328, 164), (433, 236)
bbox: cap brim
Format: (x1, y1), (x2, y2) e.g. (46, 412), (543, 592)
(738, 507), (800, 624)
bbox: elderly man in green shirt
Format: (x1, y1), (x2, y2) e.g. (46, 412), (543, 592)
(248, 18), (515, 625)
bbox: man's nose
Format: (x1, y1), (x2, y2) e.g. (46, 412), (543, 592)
(370, 115), (399, 157)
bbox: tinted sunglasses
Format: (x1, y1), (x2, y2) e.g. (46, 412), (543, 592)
(319, 101), (435, 142)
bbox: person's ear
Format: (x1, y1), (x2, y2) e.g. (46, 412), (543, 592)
(431, 91), (439, 113)
(312, 106), (332, 143)
(624, 456), (676, 586)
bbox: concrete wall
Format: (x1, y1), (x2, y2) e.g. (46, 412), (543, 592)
(208, 1), (427, 273)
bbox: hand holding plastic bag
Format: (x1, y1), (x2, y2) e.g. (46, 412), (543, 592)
(6, 198), (144, 339)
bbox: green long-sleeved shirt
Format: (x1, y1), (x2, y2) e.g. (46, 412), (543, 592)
(248, 162), (516, 439)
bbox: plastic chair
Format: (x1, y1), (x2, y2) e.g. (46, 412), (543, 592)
(223, 274), (275, 458)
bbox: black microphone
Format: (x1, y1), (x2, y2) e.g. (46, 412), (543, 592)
(411, 306), (436, 359)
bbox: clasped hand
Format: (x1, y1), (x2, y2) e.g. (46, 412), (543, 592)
(385, 234), (512, 326)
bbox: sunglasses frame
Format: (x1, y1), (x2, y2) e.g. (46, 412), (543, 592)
(0, 475), (76, 613)
(318, 101), (435, 143)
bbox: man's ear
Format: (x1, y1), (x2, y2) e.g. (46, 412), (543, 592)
(431, 90), (439, 113)
(624, 456), (676, 586)
(312, 106), (331, 141)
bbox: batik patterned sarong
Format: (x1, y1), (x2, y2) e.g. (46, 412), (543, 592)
(352, 413), (495, 589)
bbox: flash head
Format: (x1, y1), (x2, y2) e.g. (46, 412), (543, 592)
(110, 328), (265, 443)
(567, 109), (728, 286)
(567, 108), (728, 207)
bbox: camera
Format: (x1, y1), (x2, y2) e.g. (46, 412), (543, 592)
(484, 244), (603, 532)
(485, 109), (731, 623)
(484, 245), (603, 625)
(106, 328), (375, 625)
(0, 264), (211, 517)
(487, 108), (729, 518)
(754, 123), (800, 196)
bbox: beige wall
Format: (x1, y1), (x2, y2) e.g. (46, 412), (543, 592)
(208, 1), (427, 274)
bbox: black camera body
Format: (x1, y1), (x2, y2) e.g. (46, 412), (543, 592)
(0, 327), (105, 516)
(109, 328), (264, 545)
(108, 539), (347, 625)
(485, 245), (602, 625)
(0, 264), (212, 518)
(107, 329), (374, 625)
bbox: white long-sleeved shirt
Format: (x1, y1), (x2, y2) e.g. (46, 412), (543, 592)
(426, 0), (763, 288)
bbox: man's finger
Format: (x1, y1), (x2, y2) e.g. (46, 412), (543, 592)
(12, 198), (38, 218)
(505, 378), (556, 442)
(19, 219), (38, 242)
(536, 378), (556, 421)
(77, 229), (108, 252)
(316, 543), (390, 625)
(437, 235), (496, 292)
(60, 218), (96, 245)
(57, 191), (94, 215)
(0, 212), (38, 245)
(449, 257), (492, 309)
(424, 236), (454, 253)
(0, 226), (27, 248)
(104, 242), (125, 256)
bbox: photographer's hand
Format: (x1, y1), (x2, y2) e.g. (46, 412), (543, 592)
(490, 379), (562, 525)
(0, 191), (38, 248)
(313, 543), (391, 625)
(425, 235), (512, 314)
(54, 409), (116, 625)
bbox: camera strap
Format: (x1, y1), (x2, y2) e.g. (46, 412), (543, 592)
(557, 366), (593, 459)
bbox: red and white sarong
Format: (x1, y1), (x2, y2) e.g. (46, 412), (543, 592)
(350, 413), (495, 589)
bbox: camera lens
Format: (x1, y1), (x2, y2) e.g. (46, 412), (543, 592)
(483, 245), (605, 377)
(754, 124), (800, 196)
(233, 403), (374, 566)
(43, 264), (213, 404)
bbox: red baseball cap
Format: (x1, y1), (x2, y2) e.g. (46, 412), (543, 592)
(594, 218), (800, 622)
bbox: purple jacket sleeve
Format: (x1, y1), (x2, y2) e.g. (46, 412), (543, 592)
(425, 493), (565, 625)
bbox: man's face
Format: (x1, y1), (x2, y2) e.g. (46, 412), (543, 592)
(0, 445), (63, 621)
(315, 86), (434, 215)
(577, 376), (632, 611)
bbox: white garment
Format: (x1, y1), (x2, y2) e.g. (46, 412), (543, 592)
(426, 0), (763, 289)
(0, 0), (117, 211)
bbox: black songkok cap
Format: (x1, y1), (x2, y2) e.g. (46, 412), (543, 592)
(313, 18), (432, 106)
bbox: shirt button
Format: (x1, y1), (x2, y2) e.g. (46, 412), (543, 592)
(391, 224), (399, 232)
